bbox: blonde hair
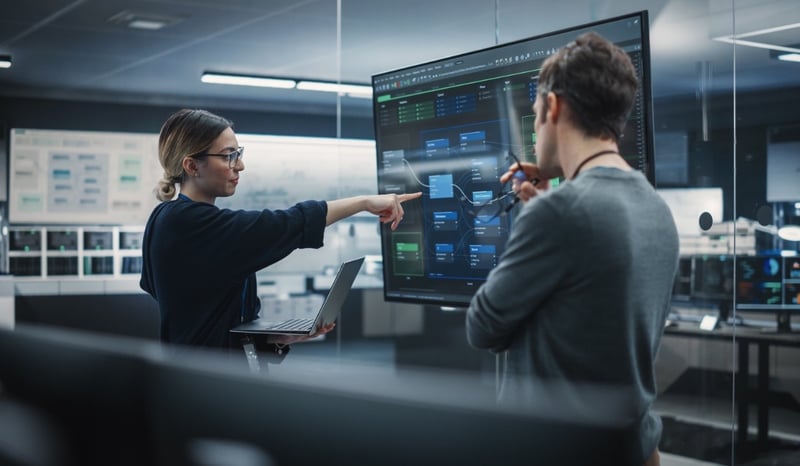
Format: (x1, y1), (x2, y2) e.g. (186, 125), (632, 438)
(155, 109), (233, 201)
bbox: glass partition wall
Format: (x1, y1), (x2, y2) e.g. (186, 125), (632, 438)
(732, 1), (800, 465)
(11, 2), (797, 462)
(333, 1), (800, 464)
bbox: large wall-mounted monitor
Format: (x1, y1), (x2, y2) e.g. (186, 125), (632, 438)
(372, 11), (654, 307)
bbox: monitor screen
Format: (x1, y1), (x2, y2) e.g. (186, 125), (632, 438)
(672, 256), (693, 299)
(9, 230), (42, 252)
(372, 11), (653, 307)
(47, 230), (78, 251)
(737, 256), (800, 311)
(692, 255), (734, 301)
(119, 231), (143, 250)
(84, 231), (113, 250)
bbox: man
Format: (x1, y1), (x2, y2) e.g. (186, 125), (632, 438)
(465, 32), (679, 466)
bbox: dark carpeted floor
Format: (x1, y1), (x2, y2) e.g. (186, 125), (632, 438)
(660, 416), (800, 465)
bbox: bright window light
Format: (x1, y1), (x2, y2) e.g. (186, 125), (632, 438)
(777, 53), (800, 62)
(0, 58), (11, 69)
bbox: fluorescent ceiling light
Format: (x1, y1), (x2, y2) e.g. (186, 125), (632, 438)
(727, 22), (800, 39)
(201, 73), (296, 89)
(0, 56), (11, 69)
(296, 81), (373, 98)
(201, 72), (372, 97)
(778, 225), (800, 242)
(108, 10), (183, 30)
(777, 53), (800, 62)
(712, 22), (800, 55)
(128, 19), (168, 30)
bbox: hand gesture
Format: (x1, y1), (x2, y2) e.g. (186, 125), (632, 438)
(365, 192), (422, 230)
(500, 162), (549, 203)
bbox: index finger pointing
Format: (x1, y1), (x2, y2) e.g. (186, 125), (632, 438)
(397, 192), (422, 203)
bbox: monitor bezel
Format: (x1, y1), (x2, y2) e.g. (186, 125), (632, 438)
(371, 10), (654, 307)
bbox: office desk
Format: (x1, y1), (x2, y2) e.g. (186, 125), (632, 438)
(663, 323), (800, 446)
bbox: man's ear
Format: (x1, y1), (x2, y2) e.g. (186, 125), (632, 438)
(546, 91), (561, 123)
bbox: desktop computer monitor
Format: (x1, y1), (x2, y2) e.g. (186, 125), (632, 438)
(150, 353), (635, 465)
(9, 229), (42, 252)
(84, 230), (113, 250)
(736, 255), (800, 332)
(672, 256), (693, 299)
(372, 11), (654, 307)
(0, 325), (158, 465)
(692, 254), (735, 302)
(46, 230), (78, 251)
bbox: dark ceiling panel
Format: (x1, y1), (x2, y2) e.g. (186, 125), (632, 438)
(0, 0), (798, 115)
(0, 0), (77, 23)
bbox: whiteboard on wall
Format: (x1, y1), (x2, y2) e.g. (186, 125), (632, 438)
(8, 128), (379, 230)
(9, 128), (161, 225)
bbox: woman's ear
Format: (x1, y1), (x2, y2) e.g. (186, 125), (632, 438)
(182, 157), (196, 177)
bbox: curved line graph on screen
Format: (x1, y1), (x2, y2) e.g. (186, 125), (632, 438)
(401, 158), (516, 208)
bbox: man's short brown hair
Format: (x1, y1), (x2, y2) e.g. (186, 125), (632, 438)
(537, 32), (639, 142)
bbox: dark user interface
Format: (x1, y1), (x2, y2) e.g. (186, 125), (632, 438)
(737, 256), (800, 309)
(373, 12), (652, 306)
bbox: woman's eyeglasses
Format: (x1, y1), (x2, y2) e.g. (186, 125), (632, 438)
(191, 146), (244, 168)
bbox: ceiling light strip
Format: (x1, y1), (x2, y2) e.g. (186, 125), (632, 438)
(202, 72), (372, 97)
(730, 22), (800, 39)
(201, 73), (296, 89)
(713, 37), (800, 54)
(712, 21), (800, 54)
(296, 81), (372, 96)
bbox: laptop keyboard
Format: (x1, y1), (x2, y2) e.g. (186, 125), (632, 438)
(269, 318), (313, 331)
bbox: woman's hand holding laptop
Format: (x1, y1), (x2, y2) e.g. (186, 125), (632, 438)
(267, 322), (336, 345)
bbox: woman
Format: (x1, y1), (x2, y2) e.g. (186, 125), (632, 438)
(140, 108), (420, 353)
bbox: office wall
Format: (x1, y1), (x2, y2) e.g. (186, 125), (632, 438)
(3, 87), (798, 225)
(652, 87), (800, 222)
(0, 96), (374, 140)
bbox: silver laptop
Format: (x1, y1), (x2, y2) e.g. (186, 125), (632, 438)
(231, 256), (364, 336)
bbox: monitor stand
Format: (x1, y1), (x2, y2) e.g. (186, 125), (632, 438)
(718, 301), (744, 327)
(760, 310), (794, 334)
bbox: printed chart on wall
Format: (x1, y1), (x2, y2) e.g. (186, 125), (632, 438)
(9, 128), (161, 225)
(8, 129), (377, 240)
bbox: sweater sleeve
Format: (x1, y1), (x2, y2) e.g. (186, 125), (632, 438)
(206, 201), (327, 276)
(465, 195), (571, 352)
(170, 200), (328, 285)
